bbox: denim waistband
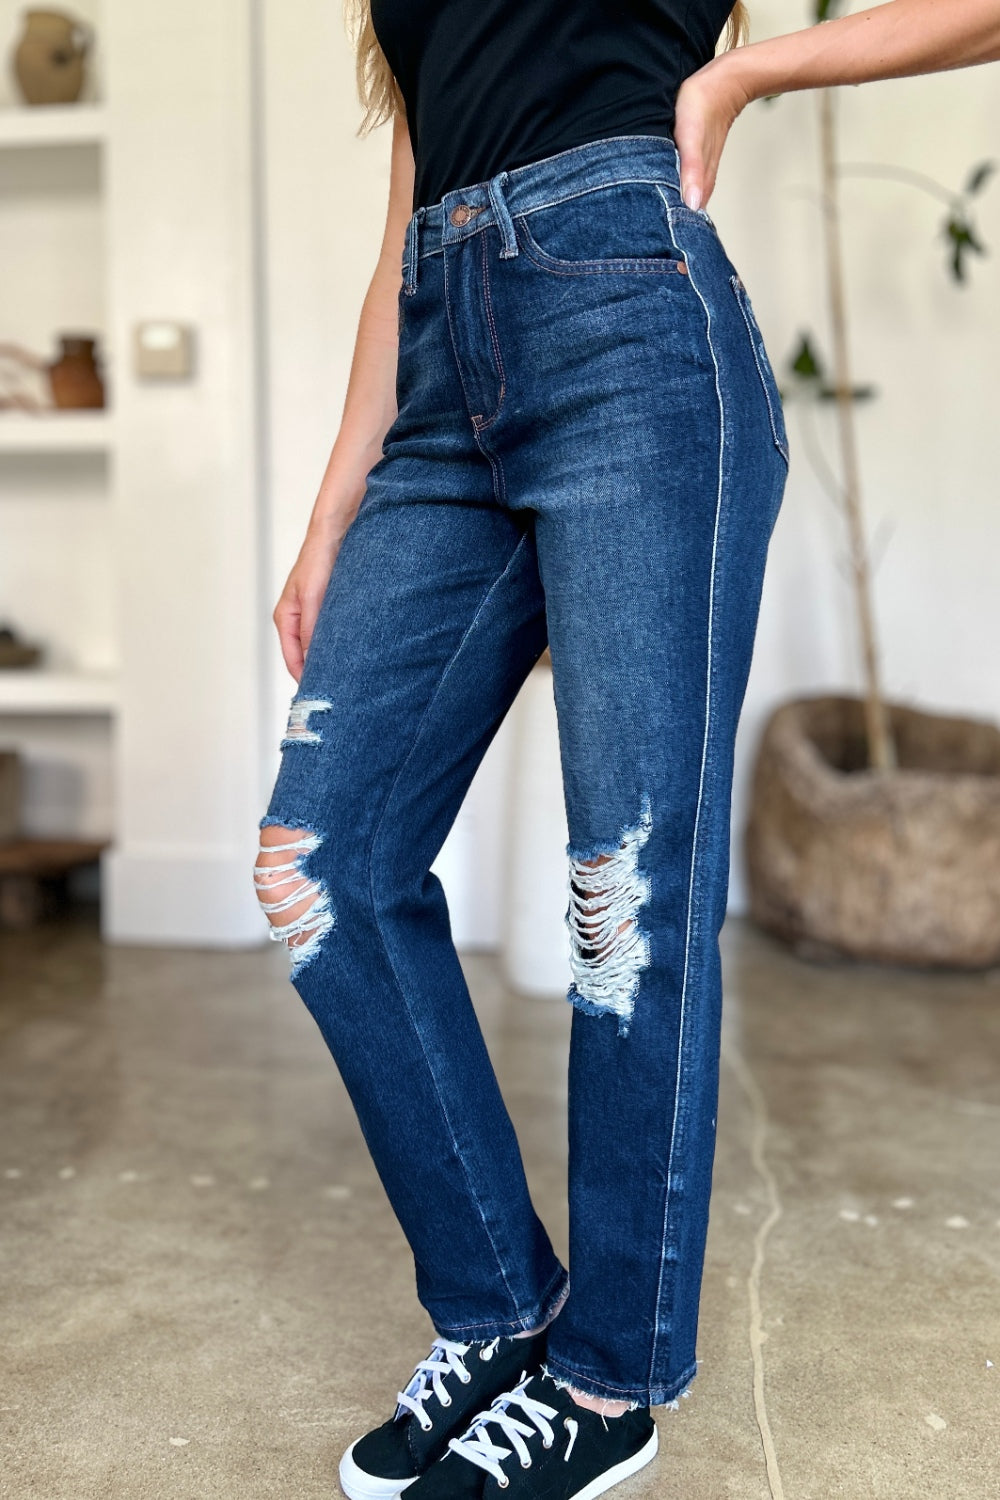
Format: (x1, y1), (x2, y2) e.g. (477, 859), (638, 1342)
(402, 133), (682, 294)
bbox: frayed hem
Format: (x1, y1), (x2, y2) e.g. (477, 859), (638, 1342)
(541, 1355), (698, 1410)
(544, 1365), (642, 1414)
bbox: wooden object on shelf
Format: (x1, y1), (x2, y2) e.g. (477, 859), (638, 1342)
(0, 335), (105, 411)
(0, 837), (108, 928)
(13, 9), (94, 106)
(0, 626), (43, 669)
(0, 752), (21, 841)
(49, 334), (105, 408)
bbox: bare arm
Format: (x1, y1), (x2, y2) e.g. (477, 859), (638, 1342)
(273, 110), (415, 683)
(675, 0), (1000, 210)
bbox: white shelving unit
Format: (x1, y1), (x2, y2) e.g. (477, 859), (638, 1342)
(0, 23), (116, 844)
(3, 0), (272, 943)
(0, 671), (118, 714)
(0, 101), (107, 148)
(0, 411), (115, 453)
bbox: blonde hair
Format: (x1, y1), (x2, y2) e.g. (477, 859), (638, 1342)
(345, 1), (751, 136)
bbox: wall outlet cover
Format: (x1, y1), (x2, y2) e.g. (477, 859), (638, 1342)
(133, 321), (195, 379)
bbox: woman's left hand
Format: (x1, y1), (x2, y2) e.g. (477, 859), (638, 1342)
(672, 53), (752, 213)
(674, 0), (1000, 214)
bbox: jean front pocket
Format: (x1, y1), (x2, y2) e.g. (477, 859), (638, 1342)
(729, 272), (790, 465)
(514, 178), (690, 276)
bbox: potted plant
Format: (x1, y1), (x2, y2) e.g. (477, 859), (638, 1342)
(744, 0), (1000, 968)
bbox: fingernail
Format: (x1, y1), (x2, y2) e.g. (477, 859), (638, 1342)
(684, 184), (702, 212)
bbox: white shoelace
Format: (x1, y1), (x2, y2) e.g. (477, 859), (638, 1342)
(447, 1376), (559, 1487)
(395, 1337), (501, 1432)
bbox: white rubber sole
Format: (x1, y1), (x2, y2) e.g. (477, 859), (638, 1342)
(566, 1423), (659, 1500)
(338, 1440), (420, 1500)
(339, 1424), (659, 1500)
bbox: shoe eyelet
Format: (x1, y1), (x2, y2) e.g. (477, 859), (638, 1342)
(498, 1478), (510, 1490)
(542, 1439), (553, 1450)
(460, 1371), (472, 1384)
(439, 1395), (451, 1407)
(520, 1458), (532, 1469)
(420, 1420), (433, 1433)
(479, 1348), (493, 1361)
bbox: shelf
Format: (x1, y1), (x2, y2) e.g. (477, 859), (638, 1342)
(0, 102), (107, 149)
(0, 671), (119, 714)
(0, 412), (114, 454)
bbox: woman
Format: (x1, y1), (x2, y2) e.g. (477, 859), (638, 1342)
(254, 3), (1000, 1496)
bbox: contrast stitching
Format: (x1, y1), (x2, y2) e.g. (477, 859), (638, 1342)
(435, 1265), (570, 1337)
(442, 235), (487, 434)
(513, 176), (684, 219)
(475, 228), (507, 428)
(471, 425), (507, 507)
(730, 274), (790, 463)
(367, 534), (535, 1322)
(516, 242), (687, 277)
(649, 187), (726, 1391)
(512, 185), (690, 275)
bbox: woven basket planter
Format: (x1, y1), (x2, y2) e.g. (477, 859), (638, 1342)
(745, 694), (1000, 968)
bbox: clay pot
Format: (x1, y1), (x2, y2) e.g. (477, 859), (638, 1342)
(13, 8), (93, 106)
(48, 335), (104, 409)
(745, 694), (1000, 969)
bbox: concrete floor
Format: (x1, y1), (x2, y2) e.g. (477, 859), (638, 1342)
(1, 912), (998, 1500)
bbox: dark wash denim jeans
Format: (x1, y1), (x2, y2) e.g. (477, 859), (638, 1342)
(257, 134), (789, 1407)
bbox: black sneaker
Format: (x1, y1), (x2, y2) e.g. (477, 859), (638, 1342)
(404, 1371), (658, 1500)
(339, 1332), (548, 1500)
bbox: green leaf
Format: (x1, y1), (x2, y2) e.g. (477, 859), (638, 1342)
(944, 216), (989, 283)
(789, 332), (825, 382)
(815, 0), (846, 20)
(964, 160), (997, 197)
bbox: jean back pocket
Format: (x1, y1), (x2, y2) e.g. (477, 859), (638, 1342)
(729, 272), (789, 464)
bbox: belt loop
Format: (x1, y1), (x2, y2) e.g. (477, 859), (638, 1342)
(403, 207), (422, 295)
(488, 171), (518, 259)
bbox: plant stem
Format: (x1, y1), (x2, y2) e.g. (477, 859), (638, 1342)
(817, 88), (896, 772)
(836, 161), (958, 208)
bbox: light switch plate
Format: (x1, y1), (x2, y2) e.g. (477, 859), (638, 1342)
(133, 320), (195, 378)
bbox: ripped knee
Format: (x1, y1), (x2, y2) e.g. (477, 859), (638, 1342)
(254, 824), (335, 973)
(565, 796), (652, 1037)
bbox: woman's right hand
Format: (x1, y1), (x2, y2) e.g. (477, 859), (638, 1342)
(275, 109), (416, 685)
(273, 520), (349, 685)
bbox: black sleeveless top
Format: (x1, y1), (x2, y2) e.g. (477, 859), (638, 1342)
(370, 0), (735, 211)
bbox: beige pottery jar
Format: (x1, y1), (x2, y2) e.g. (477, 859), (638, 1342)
(13, 9), (93, 105)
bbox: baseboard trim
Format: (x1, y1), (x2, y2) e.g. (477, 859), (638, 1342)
(101, 846), (267, 947)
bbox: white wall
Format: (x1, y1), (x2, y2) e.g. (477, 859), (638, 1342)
(100, 0), (267, 944)
(261, 1), (1000, 947)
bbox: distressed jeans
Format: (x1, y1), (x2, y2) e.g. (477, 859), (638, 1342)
(255, 134), (789, 1407)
